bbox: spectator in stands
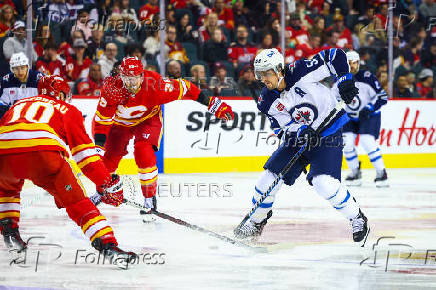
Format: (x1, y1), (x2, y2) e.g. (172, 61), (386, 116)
(3, 21), (37, 62)
(284, 31), (297, 64)
(143, 29), (160, 59)
(96, 0), (113, 25)
(375, 3), (388, 28)
(87, 24), (106, 61)
(199, 12), (223, 43)
(139, 0), (159, 23)
(117, 0), (139, 26)
(190, 64), (209, 89)
(105, 13), (136, 60)
(325, 12), (352, 49)
(212, 0), (234, 31)
(36, 43), (65, 77)
(58, 30), (86, 60)
(0, 0), (15, 13)
(165, 24), (189, 64)
(416, 69), (434, 98)
(232, 0), (250, 28)
(356, 5), (375, 27)
(33, 24), (55, 58)
(377, 68), (389, 93)
(237, 64), (261, 98)
(76, 63), (103, 96)
(260, 33), (275, 49)
(176, 13), (195, 43)
(286, 12), (309, 47)
(71, 9), (93, 41)
(228, 24), (257, 68)
(419, 0), (436, 20)
(66, 38), (93, 80)
(295, 33), (322, 59)
(393, 74), (414, 98)
(405, 71), (418, 94)
(126, 44), (147, 67)
(257, 18), (280, 47)
(203, 28), (228, 64)
(322, 30), (339, 49)
(308, 17), (325, 43)
(402, 37), (422, 67)
(420, 40), (436, 68)
(167, 59), (182, 79)
(209, 62), (239, 95)
(98, 42), (118, 78)
(0, 4), (15, 37)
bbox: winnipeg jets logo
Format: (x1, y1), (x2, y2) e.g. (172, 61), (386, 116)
(290, 103), (318, 126)
(347, 96), (361, 111)
(293, 109), (313, 125)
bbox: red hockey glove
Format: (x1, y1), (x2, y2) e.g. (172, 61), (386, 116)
(98, 174), (124, 207)
(208, 97), (234, 121)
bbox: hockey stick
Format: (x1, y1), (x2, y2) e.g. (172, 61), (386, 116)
(119, 176), (265, 252)
(122, 198), (265, 252)
(234, 100), (345, 233)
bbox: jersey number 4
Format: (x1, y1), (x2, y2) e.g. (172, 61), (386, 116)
(9, 102), (55, 124)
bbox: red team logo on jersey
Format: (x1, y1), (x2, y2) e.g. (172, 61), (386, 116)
(276, 102), (285, 111)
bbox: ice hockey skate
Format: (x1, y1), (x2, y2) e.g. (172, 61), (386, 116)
(375, 169), (389, 187)
(234, 211), (272, 240)
(350, 210), (370, 247)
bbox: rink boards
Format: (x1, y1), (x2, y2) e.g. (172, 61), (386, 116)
(71, 97), (436, 174)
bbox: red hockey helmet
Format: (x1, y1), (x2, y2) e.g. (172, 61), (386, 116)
(119, 56), (143, 77)
(38, 75), (72, 102)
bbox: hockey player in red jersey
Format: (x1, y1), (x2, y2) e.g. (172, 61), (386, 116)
(0, 75), (137, 264)
(91, 57), (234, 221)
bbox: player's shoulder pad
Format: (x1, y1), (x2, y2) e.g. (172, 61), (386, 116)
(257, 87), (281, 114)
(355, 70), (383, 93)
(27, 69), (42, 87)
(284, 54), (324, 89)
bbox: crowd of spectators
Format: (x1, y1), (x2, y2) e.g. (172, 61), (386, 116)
(0, 0), (435, 98)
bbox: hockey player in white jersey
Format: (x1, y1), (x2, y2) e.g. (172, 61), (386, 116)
(341, 51), (388, 187)
(234, 48), (370, 245)
(0, 52), (43, 119)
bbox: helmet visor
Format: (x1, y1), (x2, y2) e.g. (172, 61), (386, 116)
(255, 69), (276, 80)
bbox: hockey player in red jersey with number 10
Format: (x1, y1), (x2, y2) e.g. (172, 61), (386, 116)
(0, 75), (137, 264)
(91, 57), (234, 221)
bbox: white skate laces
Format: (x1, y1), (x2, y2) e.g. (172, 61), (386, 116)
(351, 215), (365, 234)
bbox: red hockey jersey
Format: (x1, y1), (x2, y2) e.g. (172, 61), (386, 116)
(0, 95), (110, 186)
(93, 70), (202, 136)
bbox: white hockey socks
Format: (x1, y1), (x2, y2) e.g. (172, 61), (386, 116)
(251, 170), (284, 223)
(359, 134), (385, 172)
(342, 133), (360, 173)
(312, 175), (360, 220)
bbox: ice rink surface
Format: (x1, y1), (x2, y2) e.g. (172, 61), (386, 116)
(1, 168), (436, 290)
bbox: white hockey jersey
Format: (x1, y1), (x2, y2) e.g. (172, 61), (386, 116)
(333, 70), (388, 119)
(257, 48), (351, 137)
(0, 69), (43, 108)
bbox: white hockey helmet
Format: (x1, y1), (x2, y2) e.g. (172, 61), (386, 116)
(10, 52), (29, 71)
(346, 50), (360, 64)
(254, 48), (284, 80)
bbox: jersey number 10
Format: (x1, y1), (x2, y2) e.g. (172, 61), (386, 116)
(9, 102), (55, 124)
